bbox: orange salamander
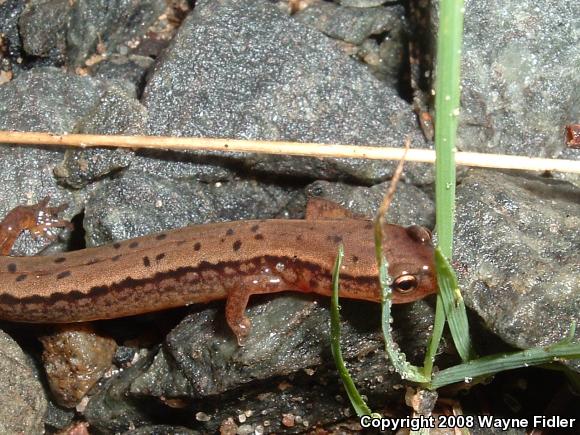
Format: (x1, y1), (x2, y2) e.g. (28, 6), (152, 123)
(0, 197), (437, 344)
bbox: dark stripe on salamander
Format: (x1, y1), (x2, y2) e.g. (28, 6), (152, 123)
(0, 256), (376, 319)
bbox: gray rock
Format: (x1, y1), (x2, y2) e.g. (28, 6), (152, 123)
(0, 67), (107, 134)
(0, 68), (113, 255)
(44, 400), (75, 434)
(337, 0), (389, 7)
(454, 170), (580, 370)
(19, 0), (69, 59)
(294, 3), (404, 45)
(83, 174), (300, 246)
(305, 179), (435, 228)
(440, 1), (579, 177)
(55, 85), (148, 188)
(18, 0), (165, 67)
(67, 0), (166, 66)
(83, 354), (156, 433)
(136, 296), (434, 394)
(84, 297), (435, 432)
(143, 0), (432, 184)
(122, 426), (200, 435)
(88, 54), (155, 97)
(0, 0), (26, 65)
(0, 330), (47, 434)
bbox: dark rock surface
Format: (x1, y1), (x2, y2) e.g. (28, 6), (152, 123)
(143, 0), (433, 184)
(0, 330), (47, 434)
(454, 170), (580, 370)
(441, 0), (580, 183)
(0, 0), (578, 432)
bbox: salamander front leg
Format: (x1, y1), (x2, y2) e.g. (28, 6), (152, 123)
(0, 196), (72, 255)
(225, 274), (293, 346)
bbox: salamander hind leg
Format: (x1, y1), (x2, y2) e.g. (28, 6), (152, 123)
(0, 196), (72, 255)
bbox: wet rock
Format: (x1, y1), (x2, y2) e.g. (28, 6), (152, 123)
(54, 85), (147, 188)
(83, 353), (157, 433)
(338, 0), (389, 7)
(18, 0), (71, 63)
(305, 179), (435, 228)
(67, 0), (166, 66)
(83, 296), (435, 432)
(88, 54), (155, 97)
(294, 2), (404, 45)
(0, 68), (114, 255)
(143, 0), (432, 184)
(0, 67), (109, 134)
(18, 0), (166, 67)
(454, 170), (580, 370)
(293, 2), (406, 86)
(122, 425), (200, 435)
(0, 329), (47, 434)
(44, 399), (76, 434)
(40, 323), (117, 407)
(0, 0), (26, 68)
(438, 1), (579, 181)
(130, 296), (434, 396)
(83, 175), (301, 246)
(19, 0), (70, 62)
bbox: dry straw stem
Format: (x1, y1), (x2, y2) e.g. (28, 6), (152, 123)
(0, 130), (579, 174)
(377, 136), (410, 226)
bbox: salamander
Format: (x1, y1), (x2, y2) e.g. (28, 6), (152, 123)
(0, 197), (437, 344)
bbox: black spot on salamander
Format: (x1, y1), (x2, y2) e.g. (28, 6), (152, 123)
(296, 234), (303, 242)
(113, 242), (121, 249)
(156, 234), (167, 240)
(54, 257), (67, 264)
(112, 254), (122, 262)
(194, 242), (201, 251)
(352, 255), (359, 263)
(156, 253), (166, 261)
(16, 274), (27, 282)
(143, 256), (151, 267)
(226, 228), (234, 236)
(129, 241), (139, 249)
(7, 263), (17, 273)
(56, 271), (71, 280)
(327, 235), (343, 244)
(250, 224), (260, 233)
(233, 240), (242, 251)
(220, 238), (225, 243)
(254, 234), (264, 240)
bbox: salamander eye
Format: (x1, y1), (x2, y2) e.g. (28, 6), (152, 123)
(393, 275), (418, 293)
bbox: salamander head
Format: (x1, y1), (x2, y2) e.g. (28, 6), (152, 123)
(383, 224), (437, 304)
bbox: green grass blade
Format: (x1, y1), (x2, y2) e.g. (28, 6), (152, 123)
(330, 245), (373, 416)
(374, 221), (430, 384)
(434, 0), (464, 258)
(430, 340), (580, 389)
(434, 247), (476, 361)
(423, 294), (446, 377)
(431, 0), (470, 368)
